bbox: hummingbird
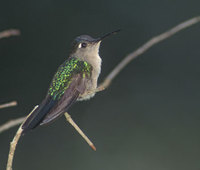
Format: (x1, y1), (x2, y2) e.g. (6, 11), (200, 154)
(22, 30), (120, 134)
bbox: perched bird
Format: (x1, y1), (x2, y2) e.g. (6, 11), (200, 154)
(22, 30), (120, 134)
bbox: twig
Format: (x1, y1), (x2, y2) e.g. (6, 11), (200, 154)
(99, 16), (200, 89)
(6, 124), (23, 170)
(65, 112), (96, 151)
(6, 106), (38, 170)
(0, 101), (17, 109)
(0, 117), (25, 134)
(0, 29), (20, 39)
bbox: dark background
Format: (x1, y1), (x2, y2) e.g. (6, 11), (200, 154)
(0, 0), (200, 170)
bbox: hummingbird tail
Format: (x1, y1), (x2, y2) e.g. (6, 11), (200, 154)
(22, 97), (56, 134)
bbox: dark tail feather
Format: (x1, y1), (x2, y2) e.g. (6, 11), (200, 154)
(22, 97), (56, 134)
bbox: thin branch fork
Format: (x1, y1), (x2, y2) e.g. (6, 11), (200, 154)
(6, 106), (38, 170)
(0, 117), (25, 133)
(6, 107), (96, 170)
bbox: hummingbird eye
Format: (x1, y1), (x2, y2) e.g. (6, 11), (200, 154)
(81, 42), (87, 48)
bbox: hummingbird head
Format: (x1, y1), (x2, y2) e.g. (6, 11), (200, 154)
(70, 29), (120, 60)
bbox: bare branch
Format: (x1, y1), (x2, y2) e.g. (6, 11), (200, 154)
(6, 106), (38, 170)
(7, 125), (23, 170)
(65, 112), (96, 151)
(0, 112), (97, 151)
(99, 16), (200, 89)
(0, 29), (20, 39)
(5, 107), (96, 170)
(0, 117), (25, 134)
(0, 101), (17, 109)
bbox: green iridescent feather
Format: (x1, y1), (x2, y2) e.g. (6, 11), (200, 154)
(48, 57), (92, 100)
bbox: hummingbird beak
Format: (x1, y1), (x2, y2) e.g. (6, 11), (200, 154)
(94, 29), (121, 43)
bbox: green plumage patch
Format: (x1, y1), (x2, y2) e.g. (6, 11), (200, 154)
(48, 57), (92, 100)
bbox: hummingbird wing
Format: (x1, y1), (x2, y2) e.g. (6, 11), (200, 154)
(22, 57), (92, 133)
(40, 73), (87, 125)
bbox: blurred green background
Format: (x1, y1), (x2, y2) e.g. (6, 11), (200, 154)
(0, 0), (200, 170)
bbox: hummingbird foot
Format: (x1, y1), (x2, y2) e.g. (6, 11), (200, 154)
(87, 86), (105, 95)
(78, 86), (105, 101)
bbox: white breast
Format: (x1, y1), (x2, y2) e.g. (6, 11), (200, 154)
(78, 54), (102, 101)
